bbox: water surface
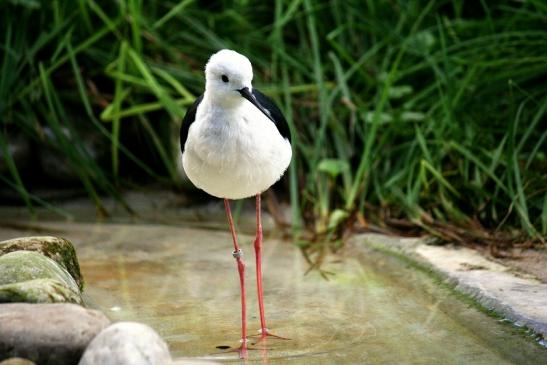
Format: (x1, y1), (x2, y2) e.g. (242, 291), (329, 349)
(0, 221), (545, 364)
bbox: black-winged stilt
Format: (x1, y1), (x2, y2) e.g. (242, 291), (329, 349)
(180, 49), (292, 357)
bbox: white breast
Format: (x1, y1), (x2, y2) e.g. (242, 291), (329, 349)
(182, 97), (292, 200)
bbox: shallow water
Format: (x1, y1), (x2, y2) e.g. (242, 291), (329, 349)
(1, 220), (545, 364)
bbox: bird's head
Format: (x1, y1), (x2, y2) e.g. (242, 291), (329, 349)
(204, 49), (276, 122)
(204, 49), (254, 106)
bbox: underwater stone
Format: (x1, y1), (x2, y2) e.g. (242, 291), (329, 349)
(0, 278), (82, 304)
(79, 322), (171, 365)
(0, 303), (110, 365)
(0, 251), (79, 293)
(0, 236), (83, 290)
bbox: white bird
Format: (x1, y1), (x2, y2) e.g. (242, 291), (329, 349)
(180, 49), (292, 357)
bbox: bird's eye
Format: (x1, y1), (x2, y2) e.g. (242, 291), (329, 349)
(221, 75), (229, 83)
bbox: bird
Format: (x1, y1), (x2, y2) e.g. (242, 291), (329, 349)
(180, 49), (292, 357)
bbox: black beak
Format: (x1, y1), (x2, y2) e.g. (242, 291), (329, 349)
(238, 87), (275, 123)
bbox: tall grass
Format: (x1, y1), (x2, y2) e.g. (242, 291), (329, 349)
(1, 0), (546, 243)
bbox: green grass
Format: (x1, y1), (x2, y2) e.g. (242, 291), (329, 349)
(1, 0), (546, 244)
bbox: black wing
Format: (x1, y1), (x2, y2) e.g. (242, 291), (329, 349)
(180, 94), (204, 154)
(253, 89), (291, 142)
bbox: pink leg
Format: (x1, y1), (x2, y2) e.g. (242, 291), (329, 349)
(224, 199), (248, 358)
(254, 194), (289, 341)
(254, 194), (267, 336)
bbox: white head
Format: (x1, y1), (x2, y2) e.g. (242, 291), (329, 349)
(204, 49), (254, 105)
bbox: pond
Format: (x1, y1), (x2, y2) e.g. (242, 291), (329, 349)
(1, 217), (544, 364)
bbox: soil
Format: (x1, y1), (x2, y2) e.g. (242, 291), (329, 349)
(480, 246), (547, 283)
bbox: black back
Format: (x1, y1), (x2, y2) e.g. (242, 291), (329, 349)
(179, 89), (291, 154)
(180, 94), (203, 154)
(252, 88), (291, 142)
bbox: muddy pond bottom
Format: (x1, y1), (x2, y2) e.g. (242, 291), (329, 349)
(4, 221), (545, 364)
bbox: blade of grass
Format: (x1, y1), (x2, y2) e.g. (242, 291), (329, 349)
(127, 47), (185, 118)
(153, 0), (194, 30)
(111, 41), (129, 182)
(38, 63), (107, 215)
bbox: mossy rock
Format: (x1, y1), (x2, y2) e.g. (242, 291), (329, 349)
(0, 236), (83, 290)
(0, 251), (80, 295)
(0, 358), (37, 365)
(0, 278), (82, 304)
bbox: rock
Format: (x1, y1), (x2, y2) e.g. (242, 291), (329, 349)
(0, 251), (79, 289)
(0, 303), (110, 365)
(0, 358), (36, 365)
(0, 278), (82, 304)
(79, 322), (171, 365)
(0, 251), (81, 304)
(0, 236), (83, 290)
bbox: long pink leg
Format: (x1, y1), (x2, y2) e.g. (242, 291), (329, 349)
(254, 194), (267, 336)
(254, 194), (290, 341)
(224, 199), (248, 358)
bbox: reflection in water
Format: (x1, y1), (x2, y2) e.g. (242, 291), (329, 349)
(6, 222), (544, 364)
(258, 344), (268, 365)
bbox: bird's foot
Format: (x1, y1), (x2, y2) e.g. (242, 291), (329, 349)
(238, 345), (248, 359)
(250, 328), (291, 344)
(238, 338), (251, 359)
(216, 338), (251, 359)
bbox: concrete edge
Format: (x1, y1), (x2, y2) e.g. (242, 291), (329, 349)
(349, 233), (547, 343)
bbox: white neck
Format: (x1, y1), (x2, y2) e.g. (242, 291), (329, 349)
(203, 90), (244, 109)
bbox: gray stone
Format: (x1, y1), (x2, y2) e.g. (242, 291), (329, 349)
(0, 236), (83, 290)
(0, 358), (36, 365)
(0, 278), (82, 304)
(415, 244), (547, 338)
(0, 303), (110, 365)
(79, 322), (171, 365)
(0, 251), (80, 295)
